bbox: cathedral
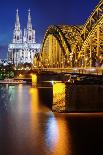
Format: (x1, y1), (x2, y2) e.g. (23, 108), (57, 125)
(8, 9), (40, 65)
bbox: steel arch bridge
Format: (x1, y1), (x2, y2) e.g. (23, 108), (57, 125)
(34, 0), (103, 73)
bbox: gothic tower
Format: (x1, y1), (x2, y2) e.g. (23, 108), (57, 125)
(26, 9), (35, 43)
(8, 9), (40, 65)
(13, 9), (22, 43)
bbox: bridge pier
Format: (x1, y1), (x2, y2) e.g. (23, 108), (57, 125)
(52, 82), (66, 112)
(52, 82), (103, 112)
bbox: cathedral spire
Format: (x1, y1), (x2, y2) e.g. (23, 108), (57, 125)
(15, 9), (20, 30)
(27, 9), (32, 30)
(13, 9), (22, 43)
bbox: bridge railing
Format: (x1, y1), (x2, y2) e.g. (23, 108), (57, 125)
(14, 67), (103, 76)
(33, 67), (103, 75)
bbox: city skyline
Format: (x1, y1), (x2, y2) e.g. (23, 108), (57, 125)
(0, 0), (100, 58)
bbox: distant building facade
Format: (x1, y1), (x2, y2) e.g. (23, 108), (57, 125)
(8, 9), (40, 65)
(0, 59), (8, 66)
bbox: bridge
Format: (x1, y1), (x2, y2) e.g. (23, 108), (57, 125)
(33, 1), (103, 112)
(10, 0), (103, 81)
(33, 0), (103, 75)
(0, 1), (103, 113)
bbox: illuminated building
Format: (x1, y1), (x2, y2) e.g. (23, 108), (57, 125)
(8, 9), (40, 65)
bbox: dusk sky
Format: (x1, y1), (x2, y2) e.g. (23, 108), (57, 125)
(0, 0), (100, 58)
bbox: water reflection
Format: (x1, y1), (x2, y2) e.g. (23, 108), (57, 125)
(0, 85), (81, 155)
(29, 87), (39, 113)
(31, 74), (37, 86)
(46, 115), (71, 155)
(8, 85), (16, 104)
(0, 84), (103, 155)
(29, 87), (40, 140)
(17, 84), (24, 113)
(0, 84), (11, 112)
(46, 115), (59, 150)
(51, 115), (71, 155)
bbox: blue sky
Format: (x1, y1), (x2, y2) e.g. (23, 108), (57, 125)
(0, 0), (100, 58)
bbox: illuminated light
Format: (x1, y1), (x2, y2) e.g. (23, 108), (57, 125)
(90, 68), (96, 71)
(19, 74), (23, 78)
(85, 58), (88, 61)
(51, 80), (55, 85)
(86, 68), (96, 71)
(31, 74), (37, 86)
(77, 77), (80, 81)
(99, 56), (102, 59)
(53, 82), (66, 112)
(68, 79), (70, 82)
(73, 68), (77, 71)
(53, 82), (65, 94)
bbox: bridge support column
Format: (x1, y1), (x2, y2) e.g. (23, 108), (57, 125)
(52, 82), (66, 112)
(31, 74), (37, 86)
(52, 82), (103, 112)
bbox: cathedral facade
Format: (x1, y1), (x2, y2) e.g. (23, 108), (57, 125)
(8, 9), (40, 65)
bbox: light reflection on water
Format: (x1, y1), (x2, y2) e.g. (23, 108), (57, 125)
(29, 87), (40, 113)
(45, 115), (71, 155)
(0, 84), (103, 155)
(45, 115), (59, 150)
(0, 84), (71, 155)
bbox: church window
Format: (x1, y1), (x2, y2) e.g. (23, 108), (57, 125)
(29, 36), (31, 40)
(17, 36), (19, 40)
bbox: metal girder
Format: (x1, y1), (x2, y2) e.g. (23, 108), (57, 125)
(34, 0), (103, 69)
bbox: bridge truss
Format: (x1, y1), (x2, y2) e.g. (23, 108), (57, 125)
(34, 0), (103, 72)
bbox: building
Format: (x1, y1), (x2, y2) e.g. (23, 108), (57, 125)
(8, 9), (40, 65)
(0, 59), (8, 66)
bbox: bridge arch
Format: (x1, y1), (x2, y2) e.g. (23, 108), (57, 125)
(34, 0), (103, 69)
(39, 25), (82, 68)
(77, 0), (103, 67)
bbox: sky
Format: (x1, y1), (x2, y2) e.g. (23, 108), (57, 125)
(0, 0), (100, 59)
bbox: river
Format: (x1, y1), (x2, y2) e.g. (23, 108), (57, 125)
(0, 84), (103, 155)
